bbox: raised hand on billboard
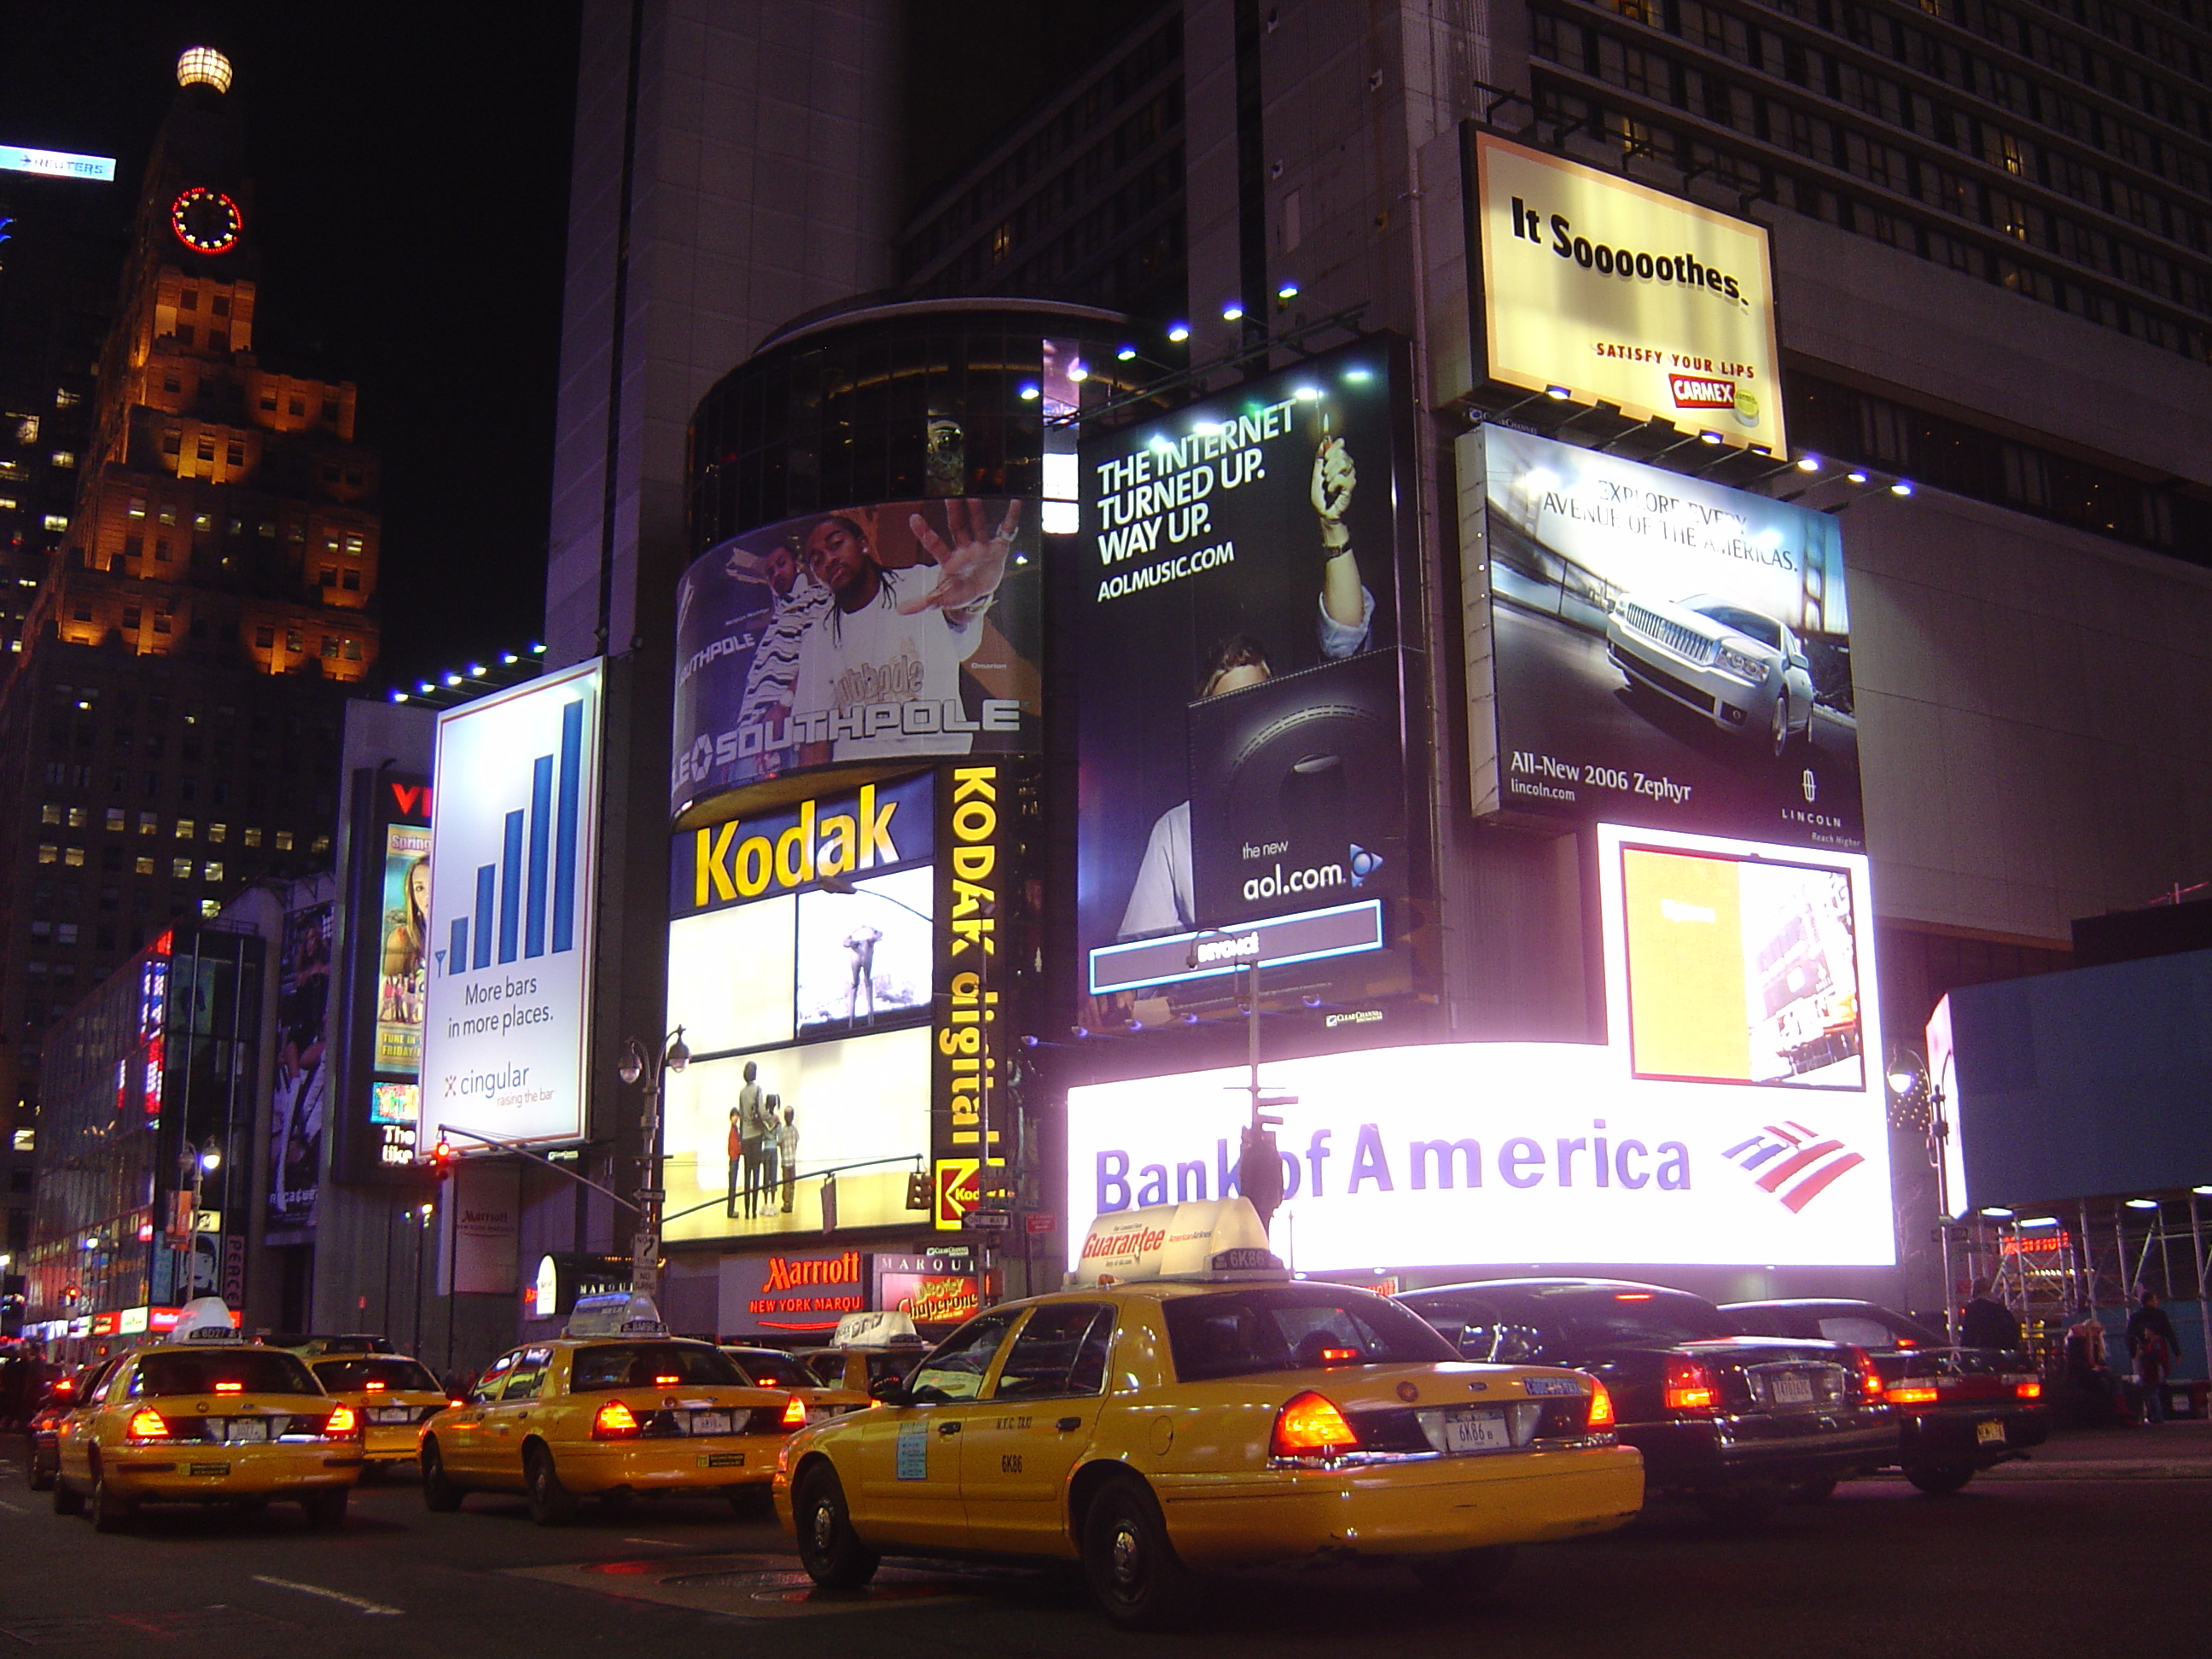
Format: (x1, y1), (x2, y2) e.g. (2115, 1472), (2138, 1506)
(898, 498), (1022, 617)
(1311, 437), (1356, 551)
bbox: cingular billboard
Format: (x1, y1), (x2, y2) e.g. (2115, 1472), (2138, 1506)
(1075, 338), (1419, 1016)
(1461, 427), (1861, 850)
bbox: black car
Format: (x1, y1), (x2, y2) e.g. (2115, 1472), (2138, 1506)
(1723, 1298), (2047, 1494)
(1400, 1279), (1893, 1522)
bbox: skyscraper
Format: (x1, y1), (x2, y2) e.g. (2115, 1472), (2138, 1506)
(0, 48), (378, 1139)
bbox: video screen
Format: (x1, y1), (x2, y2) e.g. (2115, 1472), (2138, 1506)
(1621, 845), (1864, 1087)
(667, 897), (798, 1056)
(795, 866), (933, 1034)
(375, 824), (431, 1075)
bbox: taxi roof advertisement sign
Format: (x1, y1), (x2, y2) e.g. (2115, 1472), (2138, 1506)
(422, 661), (604, 1150)
(1460, 426), (1863, 851)
(1468, 129), (1785, 453)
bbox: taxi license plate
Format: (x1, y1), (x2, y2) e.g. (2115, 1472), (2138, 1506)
(1976, 1419), (2006, 1446)
(189, 1463), (231, 1477)
(697, 1452), (745, 1469)
(225, 1418), (269, 1443)
(1773, 1375), (1815, 1406)
(1443, 1409), (1512, 1453)
(370, 1407), (416, 1425)
(690, 1411), (734, 1436)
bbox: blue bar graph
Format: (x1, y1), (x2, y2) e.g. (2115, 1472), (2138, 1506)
(525, 754), (552, 958)
(445, 695), (585, 978)
(498, 809), (524, 962)
(473, 865), (495, 969)
(553, 698), (581, 952)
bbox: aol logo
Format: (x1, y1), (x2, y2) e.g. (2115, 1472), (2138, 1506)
(1348, 844), (1384, 888)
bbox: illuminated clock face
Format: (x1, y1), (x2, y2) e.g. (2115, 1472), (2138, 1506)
(170, 186), (242, 254)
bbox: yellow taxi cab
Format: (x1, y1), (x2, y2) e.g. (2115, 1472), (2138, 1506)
(52, 1297), (363, 1533)
(775, 1200), (1645, 1628)
(418, 1294), (809, 1524)
(721, 1342), (871, 1421)
(304, 1352), (453, 1471)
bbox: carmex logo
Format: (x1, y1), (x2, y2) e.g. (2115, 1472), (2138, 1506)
(1721, 1121), (1864, 1214)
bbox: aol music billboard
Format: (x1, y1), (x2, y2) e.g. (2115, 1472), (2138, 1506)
(422, 661), (604, 1150)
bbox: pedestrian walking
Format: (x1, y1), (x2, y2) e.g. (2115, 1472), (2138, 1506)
(1959, 1278), (2023, 1351)
(2126, 1290), (2181, 1423)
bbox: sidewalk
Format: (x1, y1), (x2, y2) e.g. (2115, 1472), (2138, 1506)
(1975, 1419), (2212, 1481)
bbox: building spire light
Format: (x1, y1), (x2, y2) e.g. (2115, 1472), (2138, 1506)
(177, 47), (233, 94)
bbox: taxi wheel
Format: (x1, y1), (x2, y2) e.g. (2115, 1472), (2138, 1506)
(1407, 1545), (1515, 1603)
(301, 1489), (348, 1529)
(525, 1444), (580, 1526)
(421, 1442), (464, 1513)
(793, 1465), (879, 1590)
(1906, 1461), (1975, 1497)
(87, 1463), (136, 1534)
(26, 1457), (55, 1493)
(51, 1471), (84, 1516)
(1081, 1476), (1197, 1631)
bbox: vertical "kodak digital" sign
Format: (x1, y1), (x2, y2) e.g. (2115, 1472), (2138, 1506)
(932, 765), (1006, 1228)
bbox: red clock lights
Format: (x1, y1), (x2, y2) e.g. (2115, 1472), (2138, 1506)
(170, 185), (242, 253)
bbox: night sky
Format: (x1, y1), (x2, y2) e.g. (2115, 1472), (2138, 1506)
(0, 3), (582, 686)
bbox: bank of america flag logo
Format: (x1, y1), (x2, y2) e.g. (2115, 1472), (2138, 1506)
(1722, 1121), (1864, 1214)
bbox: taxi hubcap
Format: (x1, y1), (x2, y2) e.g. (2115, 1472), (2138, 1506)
(1111, 1523), (1142, 1586)
(812, 1504), (835, 1550)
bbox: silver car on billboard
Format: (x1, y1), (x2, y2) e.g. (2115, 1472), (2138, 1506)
(1605, 592), (1814, 759)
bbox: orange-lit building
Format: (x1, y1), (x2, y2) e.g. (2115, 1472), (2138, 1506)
(0, 49), (376, 1141)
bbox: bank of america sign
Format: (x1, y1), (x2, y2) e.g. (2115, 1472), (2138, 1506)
(423, 661), (604, 1150)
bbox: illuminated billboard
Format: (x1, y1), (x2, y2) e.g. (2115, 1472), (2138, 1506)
(663, 774), (937, 1242)
(342, 773), (430, 1178)
(1466, 129), (1785, 452)
(1066, 824), (1889, 1269)
(422, 661), (602, 1150)
(671, 497), (1040, 814)
(1462, 426), (1860, 848)
(267, 903), (332, 1237)
(1075, 337), (1418, 1016)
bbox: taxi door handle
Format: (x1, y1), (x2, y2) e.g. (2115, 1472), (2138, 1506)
(937, 1421), (962, 1436)
(1057, 1417), (1082, 1432)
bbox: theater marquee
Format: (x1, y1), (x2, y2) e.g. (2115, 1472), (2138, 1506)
(1466, 129), (1786, 453)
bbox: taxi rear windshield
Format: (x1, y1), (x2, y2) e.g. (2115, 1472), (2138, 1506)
(571, 1342), (742, 1392)
(727, 1350), (818, 1389)
(313, 1359), (440, 1394)
(137, 1351), (319, 1397)
(1164, 1288), (1458, 1382)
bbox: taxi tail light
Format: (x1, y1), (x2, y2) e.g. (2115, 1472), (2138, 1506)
(1271, 1390), (1358, 1458)
(214, 1381), (243, 1393)
(781, 1394), (807, 1429)
(1849, 1346), (1885, 1401)
(323, 1405), (359, 1437)
(364, 1380), (387, 1391)
(125, 1408), (169, 1441)
(593, 1400), (641, 1440)
(1886, 1382), (1939, 1406)
(2010, 1377), (2043, 1400)
(1586, 1379), (1616, 1430)
(447, 1399), (466, 1410)
(1662, 1357), (1720, 1414)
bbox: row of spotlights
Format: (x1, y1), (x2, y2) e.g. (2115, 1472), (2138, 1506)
(392, 644), (546, 702)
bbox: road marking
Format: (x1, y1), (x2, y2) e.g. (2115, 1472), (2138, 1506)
(249, 1575), (403, 1616)
(624, 1537), (686, 1546)
(0, 1499), (26, 1513)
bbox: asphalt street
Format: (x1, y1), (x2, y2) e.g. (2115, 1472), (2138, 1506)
(3, 1433), (2208, 1658)
(1492, 602), (1862, 844)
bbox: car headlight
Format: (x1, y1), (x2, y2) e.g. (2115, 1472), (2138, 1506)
(1716, 645), (1768, 683)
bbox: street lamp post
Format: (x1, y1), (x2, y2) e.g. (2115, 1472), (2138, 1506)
(616, 1027), (690, 1301)
(1886, 1047), (1958, 1343)
(179, 1138), (221, 1296)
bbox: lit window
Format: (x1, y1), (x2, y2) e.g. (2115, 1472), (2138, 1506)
(104, 808), (124, 832)
(175, 819), (195, 840)
(274, 830), (294, 852)
(194, 512), (212, 532)
(43, 515), (68, 533)
(55, 923), (77, 946)
(342, 534), (364, 555)
(158, 507), (178, 527)
(64, 847), (84, 867)
(137, 813), (157, 835)
(203, 861), (223, 882)
(311, 835), (330, 856)
(0, 497), (16, 510)
(134, 856), (153, 875)
(285, 630), (302, 652)
(172, 858), (192, 879)
(37, 843), (56, 864)
(243, 828), (262, 847)
(55, 389), (79, 410)
(67, 806), (88, 829)
(321, 637), (338, 658)
(127, 499), (147, 520)
(50, 451), (75, 469)
(200, 899), (219, 917)
(343, 639), (361, 661)
(40, 804), (60, 824)
(257, 521), (274, 538)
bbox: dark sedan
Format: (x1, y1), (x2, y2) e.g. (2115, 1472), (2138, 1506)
(1723, 1298), (2047, 1494)
(1400, 1279), (1893, 1522)
(20, 1359), (114, 1492)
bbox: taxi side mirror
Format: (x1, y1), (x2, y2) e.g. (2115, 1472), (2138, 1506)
(868, 1374), (909, 1406)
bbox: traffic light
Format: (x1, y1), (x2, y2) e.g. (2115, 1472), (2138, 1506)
(905, 1170), (933, 1211)
(430, 1138), (455, 1180)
